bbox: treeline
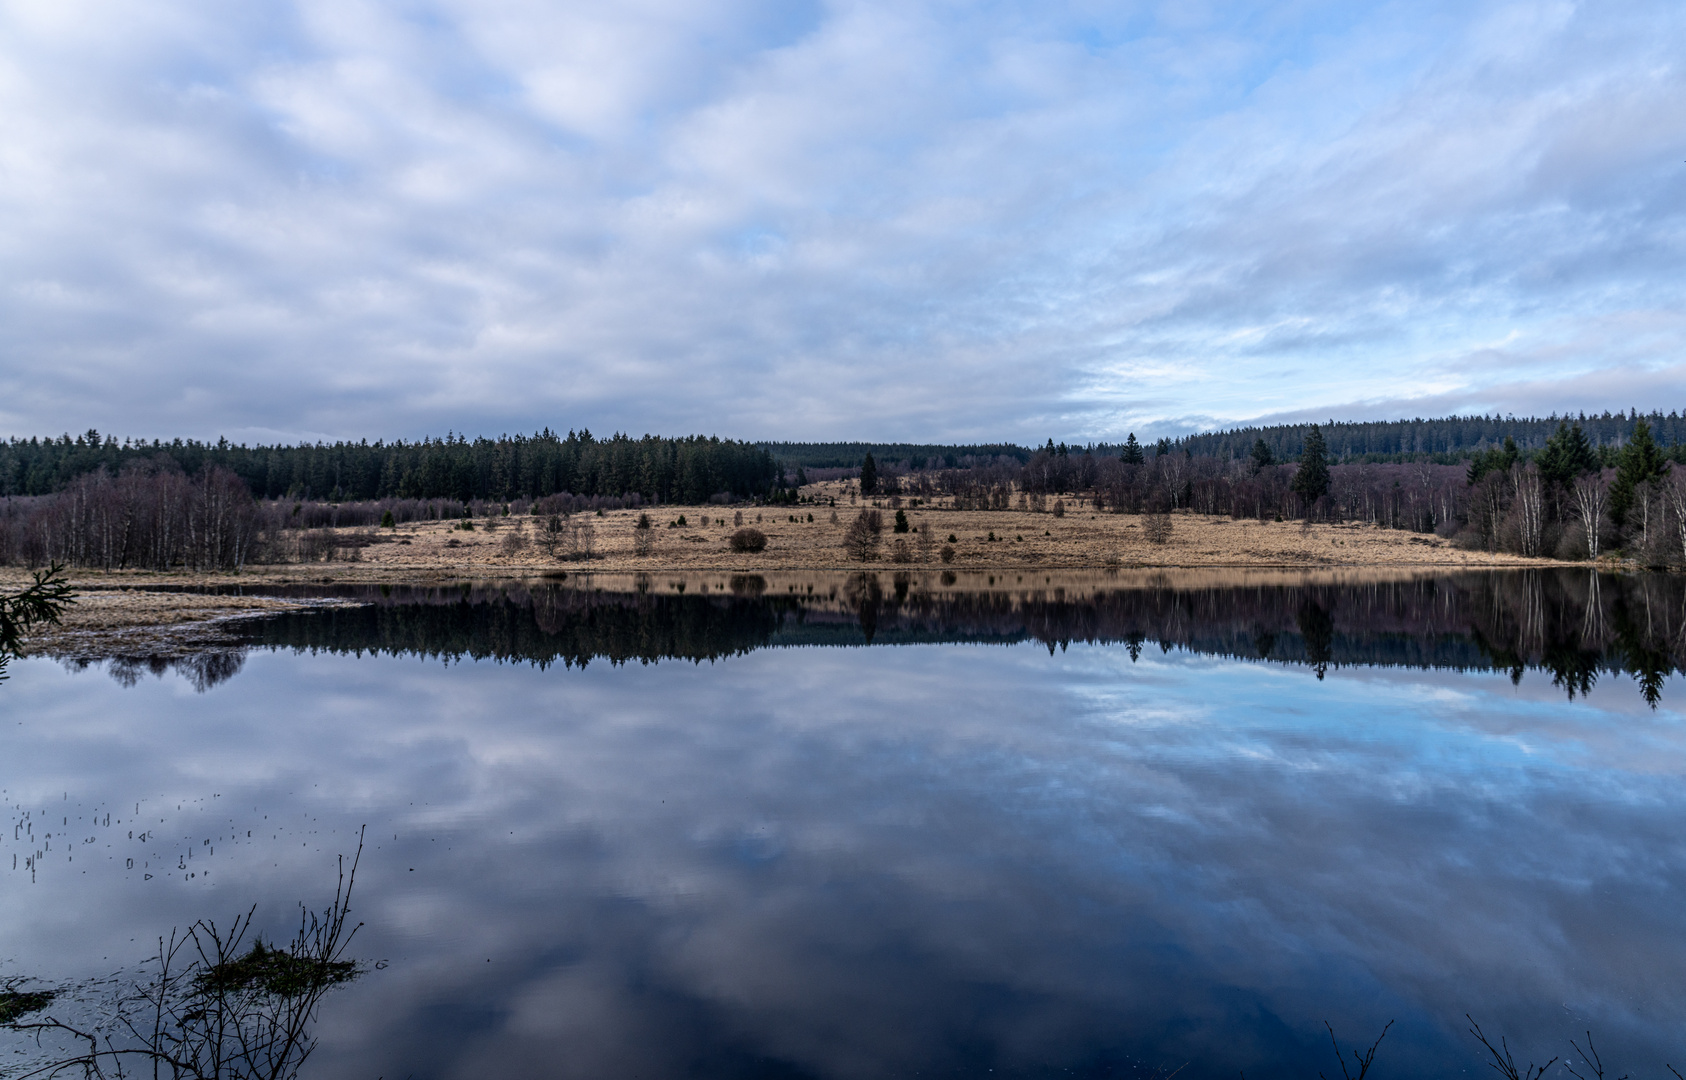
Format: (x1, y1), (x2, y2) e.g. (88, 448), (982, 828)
(765, 413), (1686, 471)
(1117, 410), (1686, 464)
(0, 466), (264, 571)
(0, 429), (781, 503)
(758, 441), (1030, 469)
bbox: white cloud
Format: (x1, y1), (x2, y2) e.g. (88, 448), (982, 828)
(0, 0), (1681, 444)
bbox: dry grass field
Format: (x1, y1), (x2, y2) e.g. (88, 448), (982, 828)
(2, 481), (1567, 591)
(1, 479), (1583, 649)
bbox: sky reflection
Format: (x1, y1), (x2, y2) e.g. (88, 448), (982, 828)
(2, 639), (1683, 1078)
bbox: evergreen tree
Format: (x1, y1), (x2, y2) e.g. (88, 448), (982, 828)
(1121, 434), (1144, 465)
(860, 453), (879, 496)
(1291, 426), (1331, 503)
(1466, 436), (1519, 485)
(1249, 438), (1274, 473)
(1535, 422), (1598, 488)
(1608, 418), (1669, 528)
(1154, 437), (1172, 458)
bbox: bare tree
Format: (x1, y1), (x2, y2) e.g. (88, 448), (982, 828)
(535, 514), (564, 556)
(1670, 470), (1686, 564)
(1572, 473), (1609, 558)
(1513, 465), (1545, 558)
(842, 510), (881, 561)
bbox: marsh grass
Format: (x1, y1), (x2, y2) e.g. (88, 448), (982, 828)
(4, 830), (366, 1080)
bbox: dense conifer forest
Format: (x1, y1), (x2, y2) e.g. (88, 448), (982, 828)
(0, 430), (781, 503)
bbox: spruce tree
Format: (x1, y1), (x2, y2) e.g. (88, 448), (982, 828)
(1537, 422), (1598, 488)
(1121, 434), (1144, 465)
(1608, 418), (1668, 528)
(1291, 426), (1331, 503)
(1249, 438), (1273, 473)
(860, 453), (878, 496)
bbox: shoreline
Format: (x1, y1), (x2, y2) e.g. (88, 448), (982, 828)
(3, 504), (1635, 660)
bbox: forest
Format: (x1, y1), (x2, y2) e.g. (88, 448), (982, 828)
(1, 411), (1683, 569)
(0, 429), (781, 504)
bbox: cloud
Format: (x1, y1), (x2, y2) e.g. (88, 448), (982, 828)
(0, 0), (1681, 443)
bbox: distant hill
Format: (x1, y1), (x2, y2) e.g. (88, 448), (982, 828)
(1160, 411), (1686, 463)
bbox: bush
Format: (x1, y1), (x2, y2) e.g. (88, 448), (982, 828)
(380, 510), (395, 529)
(730, 528), (767, 553)
(939, 545), (955, 564)
(1052, 499), (1065, 518)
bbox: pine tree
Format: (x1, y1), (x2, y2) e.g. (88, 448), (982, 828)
(1291, 426), (1331, 503)
(1249, 438), (1273, 473)
(1121, 434), (1144, 465)
(860, 453), (878, 496)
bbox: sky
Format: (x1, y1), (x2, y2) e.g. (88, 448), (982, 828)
(0, 0), (1682, 446)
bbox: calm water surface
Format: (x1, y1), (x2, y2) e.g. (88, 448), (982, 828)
(3, 570), (1684, 1078)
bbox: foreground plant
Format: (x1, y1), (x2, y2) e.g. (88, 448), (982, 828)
(5, 830), (365, 1080)
(0, 563), (74, 681)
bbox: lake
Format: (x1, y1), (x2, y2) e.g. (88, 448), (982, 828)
(3, 569), (1684, 1078)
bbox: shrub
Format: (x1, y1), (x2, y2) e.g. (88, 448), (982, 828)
(939, 545), (955, 564)
(890, 539), (912, 563)
(380, 510), (396, 529)
(947, 533), (957, 543)
(1143, 512), (1173, 544)
(734, 510), (744, 526)
(730, 527), (768, 553)
(1052, 499), (1065, 518)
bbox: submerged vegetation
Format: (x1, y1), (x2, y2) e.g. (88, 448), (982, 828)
(1, 832), (364, 1080)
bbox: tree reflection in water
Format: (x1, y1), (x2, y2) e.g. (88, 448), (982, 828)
(44, 569), (1686, 705)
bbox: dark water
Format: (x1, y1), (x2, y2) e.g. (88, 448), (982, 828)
(4, 569), (1685, 1078)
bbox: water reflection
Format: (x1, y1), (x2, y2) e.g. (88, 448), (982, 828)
(3, 602), (1684, 1078)
(62, 570), (1686, 704)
